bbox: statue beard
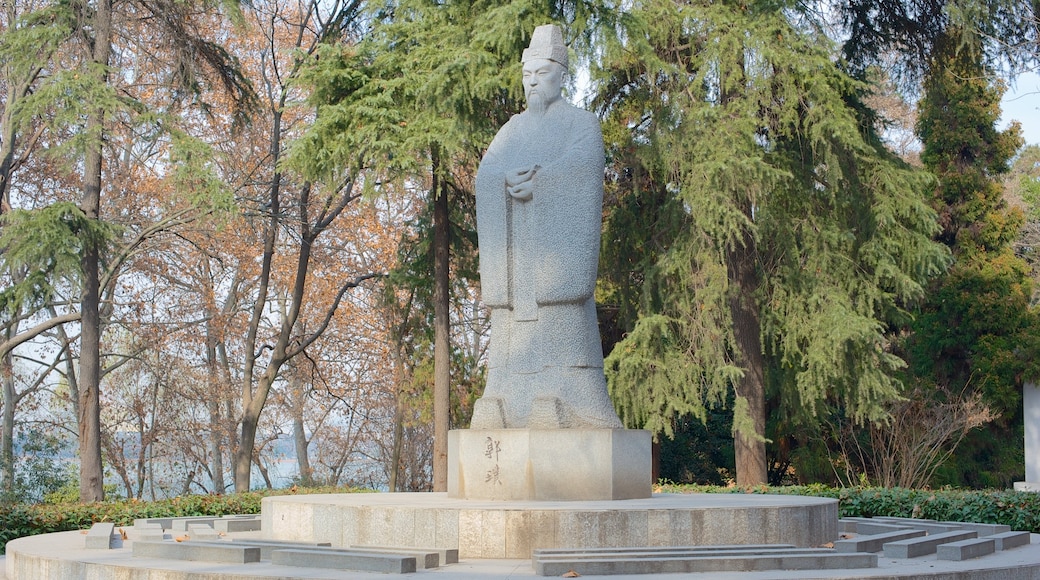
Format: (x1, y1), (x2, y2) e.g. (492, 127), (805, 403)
(526, 91), (547, 115)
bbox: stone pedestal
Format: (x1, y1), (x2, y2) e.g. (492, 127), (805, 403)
(1015, 382), (1040, 492)
(447, 429), (651, 501)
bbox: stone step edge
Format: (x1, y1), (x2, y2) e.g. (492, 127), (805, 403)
(534, 552), (879, 577)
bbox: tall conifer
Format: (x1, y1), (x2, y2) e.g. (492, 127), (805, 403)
(596, 0), (949, 484)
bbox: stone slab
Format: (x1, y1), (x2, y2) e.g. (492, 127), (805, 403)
(216, 518), (261, 533)
(855, 521), (916, 535)
(988, 531), (1032, 550)
(172, 518), (219, 531)
(84, 523), (119, 550)
(448, 428), (651, 501)
(882, 530), (977, 558)
(130, 523), (166, 542)
(533, 544), (797, 555)
(131, 540), (261, 563)
(533, 552), (878, 576)
(352, 545), (459, 564)
(937, 538), (996, 561)
(188, 524), (221, 540)
(1024, 382), (1040, 483)
(269, 548), (416, 573)
(534, 547), (835, 562)
(262, 492), (839, 558)
(219, 539), (332, 559)
(870, 518), (962, 534)
(943, 522), (1012, 536)
(834, 529), (926, 553)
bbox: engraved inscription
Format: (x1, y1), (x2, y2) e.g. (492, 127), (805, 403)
(484, 437), (503, 485)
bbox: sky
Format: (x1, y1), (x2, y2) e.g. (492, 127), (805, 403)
(1000, 70), (1040, 146)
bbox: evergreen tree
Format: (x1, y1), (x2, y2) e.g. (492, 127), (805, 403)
(908, 31), (1038, 487)
(291, 0), (609, 488)
(595, 0), (949, 484)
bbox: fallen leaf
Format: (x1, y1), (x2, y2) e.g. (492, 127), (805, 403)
(119, 528), (128, 540)
(175, 535), (188, 542)
(562, 570), (581, 578)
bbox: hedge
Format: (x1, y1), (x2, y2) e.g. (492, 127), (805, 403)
(657, 483), (1040, 533)
(0, 485), (365, 554)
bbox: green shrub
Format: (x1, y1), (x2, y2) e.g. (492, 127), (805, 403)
(0, 485), (364, 554)
(657, 483), (1040, 532)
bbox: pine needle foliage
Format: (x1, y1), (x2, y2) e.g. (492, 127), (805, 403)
(597, 0), (950, 441)
(0, 203), (117, 317)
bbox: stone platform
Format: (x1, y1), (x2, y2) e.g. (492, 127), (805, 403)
(448, 429), (652, 500)
(261, 492), (838, 558)
(6, 506), (1040, 579)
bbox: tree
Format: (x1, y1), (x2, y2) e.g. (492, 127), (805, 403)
(290, 0), (609, 488)
(907, 30), (1039, 487)
(597, 0), (949, 484)
(0, 0), (254, 501)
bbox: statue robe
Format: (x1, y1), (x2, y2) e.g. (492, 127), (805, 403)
(473, 98), (622, 429)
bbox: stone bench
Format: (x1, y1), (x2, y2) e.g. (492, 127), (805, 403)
(130, 523), (165, 542)
(351, 545), (459, 565)
(213, 539), (333, 559)
(531, 546), (876, 576)
(132, 540), (261, 564)
(882, 530), (977, 558)
(987, 531), (1031, 550)
(871, 517), (963, 534)
(269, 548), (416, 574)
(944, 521), (1011, 536)
(834, 529), (925, 553)
(215, 517), (261, 533)
(937, 538), (995, 561)
(187, 524), (220, 540)
(85, 522), (120, 549)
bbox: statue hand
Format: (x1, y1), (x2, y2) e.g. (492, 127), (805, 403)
(505, 165), (541, 188)
(509, 180), (534, 201)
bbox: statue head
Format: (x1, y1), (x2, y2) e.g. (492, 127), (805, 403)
(522, 25), (567, 114)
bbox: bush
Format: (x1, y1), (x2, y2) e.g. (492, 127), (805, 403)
(0, 485), (364, 554)
(656, 483), (1040, 532)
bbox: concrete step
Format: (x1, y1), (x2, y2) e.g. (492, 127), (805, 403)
(533, 551), (878, 576)
(988, 531), (1032, 550)
(533, 544), (796, 556)
(132, 540), (261, 564)
(937, 538), (996, 561)
(882, 530), (977, 558)
(351, 545), (459, 564)
(834, 529), (926, 553)
(269, 548), (416, 573)
(197, 539), (332, 560)
(85, 523), (120, 550)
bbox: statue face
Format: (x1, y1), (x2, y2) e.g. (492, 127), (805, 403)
(522, 58), (564, 112)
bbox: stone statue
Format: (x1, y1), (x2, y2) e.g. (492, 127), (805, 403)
(470, 24), (623, 430)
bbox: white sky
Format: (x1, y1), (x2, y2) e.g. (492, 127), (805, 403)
(1001, 70), (1040, 146)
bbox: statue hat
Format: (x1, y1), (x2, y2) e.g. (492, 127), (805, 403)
(522, 24), (568, 69)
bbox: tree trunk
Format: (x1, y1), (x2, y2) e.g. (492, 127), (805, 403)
(205, 295), (226, 493)
(1, 347), (15, 498)
(77, 0), (113, 503)
(727, 236), (768, 486)
(432, 149), (450, 492)
(291, 374), (313, 487)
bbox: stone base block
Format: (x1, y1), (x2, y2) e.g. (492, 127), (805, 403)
(1014, 481), (1040, 492)
(447, 428), (651, 501)
(261, 492), (840, 559)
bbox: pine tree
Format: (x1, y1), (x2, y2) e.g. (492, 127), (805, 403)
(596, 0), (949, 484)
